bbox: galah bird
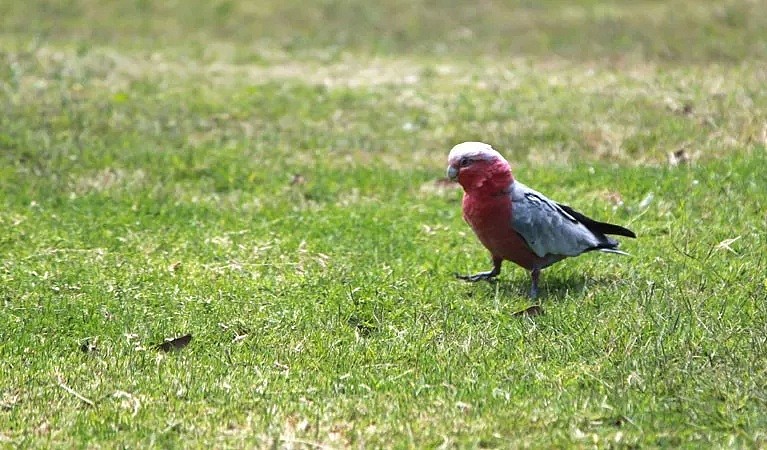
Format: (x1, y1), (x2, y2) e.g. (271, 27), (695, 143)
(446, 142), (636, 298)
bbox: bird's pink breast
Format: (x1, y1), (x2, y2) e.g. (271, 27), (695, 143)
(462, 193), (542, 271)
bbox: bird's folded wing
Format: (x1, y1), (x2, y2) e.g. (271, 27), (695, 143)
(509, 181), (609, 258)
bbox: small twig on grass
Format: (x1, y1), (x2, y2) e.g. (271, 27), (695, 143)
(56, 377), (95, 407)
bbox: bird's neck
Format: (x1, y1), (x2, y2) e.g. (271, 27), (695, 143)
(461, 161), (514, 197)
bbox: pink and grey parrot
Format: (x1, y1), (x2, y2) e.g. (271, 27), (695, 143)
(446, 142), (636, 298)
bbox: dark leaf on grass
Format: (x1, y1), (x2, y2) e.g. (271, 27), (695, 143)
(612, 415), (627, 427)
(668, 149), (690, 166)
(155, 334), (192, 352)
(354, 322), (376, 337)
(346, 315), (378, 337)
(592, 415), (630, 427)
(513, 305), (543, 318)
(80, 339), (97, 353)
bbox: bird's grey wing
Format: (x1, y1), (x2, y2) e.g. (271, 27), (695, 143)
(509, 181), (610, 258)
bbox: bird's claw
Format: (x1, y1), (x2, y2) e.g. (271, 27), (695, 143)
(454, 271), (498, 283)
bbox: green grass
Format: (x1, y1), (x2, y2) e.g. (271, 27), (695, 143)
(2, 1), (767, 447)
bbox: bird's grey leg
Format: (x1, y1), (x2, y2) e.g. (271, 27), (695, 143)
(456, 257), (502, 282)
(529, 268), (541, 298)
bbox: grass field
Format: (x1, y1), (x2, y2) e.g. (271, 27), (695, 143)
(2, 0), (767, 447)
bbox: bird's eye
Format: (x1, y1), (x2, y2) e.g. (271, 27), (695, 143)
(459, 157), (471, 167)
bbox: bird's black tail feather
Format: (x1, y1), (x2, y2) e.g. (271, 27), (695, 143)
(557, 204), (637, 238)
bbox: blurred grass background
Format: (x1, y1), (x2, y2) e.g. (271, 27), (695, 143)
(2, 0), (766, 63)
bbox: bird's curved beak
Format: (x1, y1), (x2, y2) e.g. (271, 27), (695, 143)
(447, 165), (459, 181)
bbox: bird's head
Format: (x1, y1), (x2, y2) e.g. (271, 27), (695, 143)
(446, 142), (513, 193)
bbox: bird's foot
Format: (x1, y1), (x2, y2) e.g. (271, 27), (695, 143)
(455, 271), (499, 283)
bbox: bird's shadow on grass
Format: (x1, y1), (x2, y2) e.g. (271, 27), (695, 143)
(488, 272), (606, 301)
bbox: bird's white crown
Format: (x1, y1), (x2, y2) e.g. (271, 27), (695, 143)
(448, 142), (506, 164)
